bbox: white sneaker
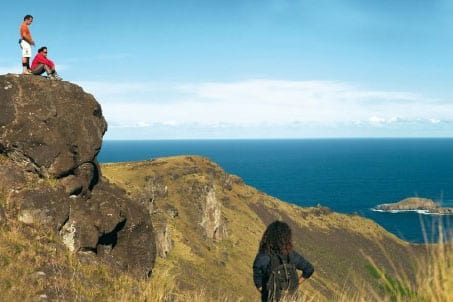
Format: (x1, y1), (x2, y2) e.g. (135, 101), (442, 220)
(48, 74), (62, 81)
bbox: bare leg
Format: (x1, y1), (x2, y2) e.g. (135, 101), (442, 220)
(22, 57), (31, 74)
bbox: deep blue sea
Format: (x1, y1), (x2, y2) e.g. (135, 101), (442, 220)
(98, 139), (453, 243)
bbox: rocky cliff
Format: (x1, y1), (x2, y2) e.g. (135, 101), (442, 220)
(0, 74), (156, 278)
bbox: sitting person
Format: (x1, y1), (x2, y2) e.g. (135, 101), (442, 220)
(31, 47), (62, 80)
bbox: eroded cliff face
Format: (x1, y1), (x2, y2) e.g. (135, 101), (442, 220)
(0, 74), (156, 278)
(200, 186), (227, 241)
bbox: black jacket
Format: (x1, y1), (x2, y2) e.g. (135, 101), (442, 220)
(253, 250), (314, 301)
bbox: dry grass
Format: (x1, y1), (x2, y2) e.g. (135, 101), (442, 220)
(0, 218), (241, 301)
(100, 156), (425, 301)
(2, 155), (452, 301)
(399, 232), (452, 301)
(1, 203), (452, 302)
(0, 222), (55, 301)
(332, 224), (453, 302)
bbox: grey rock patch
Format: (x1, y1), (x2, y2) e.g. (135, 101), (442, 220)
(200, 186), (227, 241)
(32, 294), (48, 302)
(155, 222), (173, 258)
(10, 187), (70, 231)
(0, 206), (6, 226)
(30, 271), (47, 280)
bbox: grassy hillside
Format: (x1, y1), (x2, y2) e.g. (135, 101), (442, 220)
(1, 155), (450, 301)
(101, 155), (427, 301)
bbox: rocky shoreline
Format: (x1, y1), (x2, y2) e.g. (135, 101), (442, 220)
(374, 197), (453, 215)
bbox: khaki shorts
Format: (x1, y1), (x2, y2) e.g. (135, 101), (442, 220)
(20, 40), (32, 58)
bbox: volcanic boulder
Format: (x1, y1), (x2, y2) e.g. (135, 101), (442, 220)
(0, 74), (156, 278)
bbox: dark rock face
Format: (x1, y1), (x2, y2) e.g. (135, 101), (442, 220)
(0, 206), (5, 226)
(11, 186), (70, 231)
(0, 158), (26, 189)
(0, 74), (106, 186)
(0, 74), (156, 278)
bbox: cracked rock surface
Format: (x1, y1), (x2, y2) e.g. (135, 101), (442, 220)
(0, 74), (156, 278)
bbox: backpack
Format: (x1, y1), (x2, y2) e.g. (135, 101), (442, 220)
(266, 253), (299, 301)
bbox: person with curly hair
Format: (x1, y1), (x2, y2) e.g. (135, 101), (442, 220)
(253, 220), (314, 302)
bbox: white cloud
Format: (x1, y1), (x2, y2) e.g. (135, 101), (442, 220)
(0, 65), (21, 74)
(72, 79), (453, 138)
(368, 116), (406, 125)
(369, 116), (387, 124)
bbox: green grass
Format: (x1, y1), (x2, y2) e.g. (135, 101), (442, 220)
(364, 263), (417, 301)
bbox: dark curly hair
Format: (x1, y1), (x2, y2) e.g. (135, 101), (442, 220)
(259, 220), (293, 256)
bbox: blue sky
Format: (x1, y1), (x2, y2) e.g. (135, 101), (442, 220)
(1, 0), (452, 139)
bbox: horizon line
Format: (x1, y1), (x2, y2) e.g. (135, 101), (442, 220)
(102, 137), (453, 141)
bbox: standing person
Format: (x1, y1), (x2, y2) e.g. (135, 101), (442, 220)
(19, 14), (35, 74)
(31, 47), (62, 80)
(253, 220), (314, 302)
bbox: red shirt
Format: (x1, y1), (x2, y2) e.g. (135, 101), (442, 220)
(31, 53), (55, 70)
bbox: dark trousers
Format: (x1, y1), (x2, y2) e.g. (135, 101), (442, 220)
(31, 64), (53, 76)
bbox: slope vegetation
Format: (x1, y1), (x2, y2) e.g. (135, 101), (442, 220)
(102, 155), (424, 301)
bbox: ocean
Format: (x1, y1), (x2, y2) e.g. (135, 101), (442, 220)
(98, 138), (453, 243)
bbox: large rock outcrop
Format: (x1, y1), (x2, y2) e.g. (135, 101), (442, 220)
(0, 74), (156, 278)
(0, 75), (105, 182)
